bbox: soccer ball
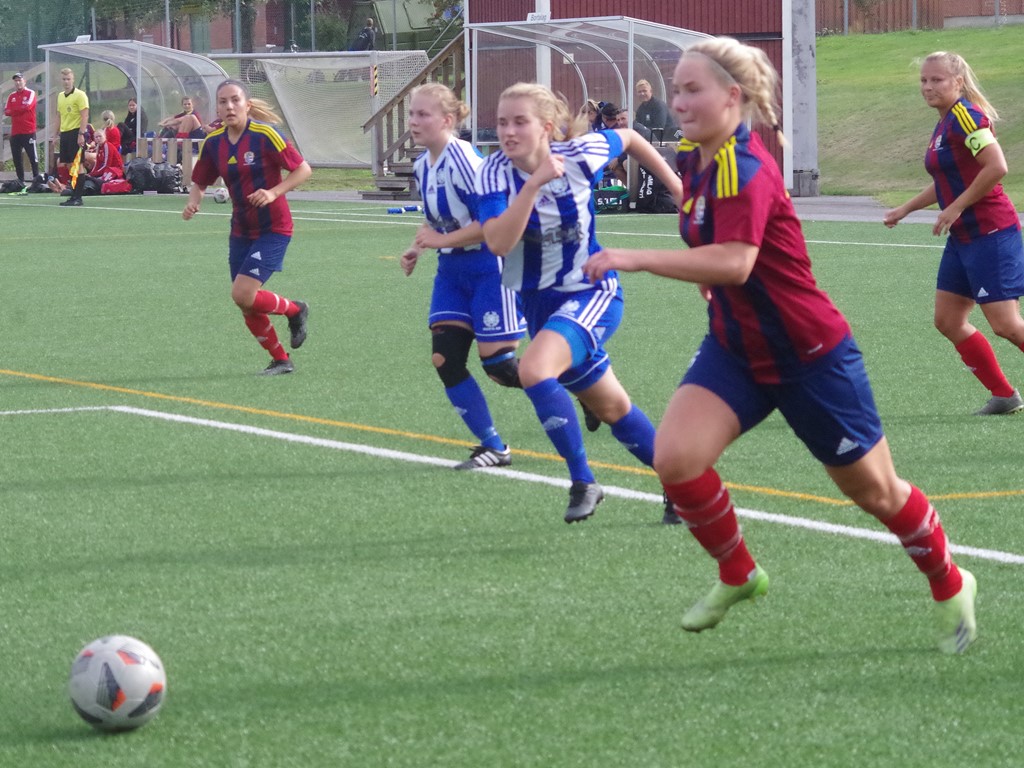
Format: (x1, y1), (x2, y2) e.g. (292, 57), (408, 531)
(68, 635), (167, 732)
(212, 187), (229, 204)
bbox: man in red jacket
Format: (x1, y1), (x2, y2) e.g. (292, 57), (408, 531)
(4, 73), (42, 186)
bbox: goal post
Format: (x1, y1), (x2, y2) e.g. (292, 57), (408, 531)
(211, 51), (429, 167)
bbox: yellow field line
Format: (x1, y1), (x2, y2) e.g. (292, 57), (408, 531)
(3, 367), (1020, 506)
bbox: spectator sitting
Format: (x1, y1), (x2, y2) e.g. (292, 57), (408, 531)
(598, 101), (620, 130)
(118, 97), (148, 158)
(578, 98), (603, 132)
(86, 110), (120, 169)
(159, 97), (205, 140)
(51, 127), (124, 206)
(634, 78), (677, 141)
(606, 108), (652, 185)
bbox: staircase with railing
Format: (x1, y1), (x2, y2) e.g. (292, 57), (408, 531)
(360, 35), (465, 200)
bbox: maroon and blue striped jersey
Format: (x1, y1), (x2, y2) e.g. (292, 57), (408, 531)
(924, 98), (1020, 243)
(677, 124), (850, 384)
(192, 119), (304, 238)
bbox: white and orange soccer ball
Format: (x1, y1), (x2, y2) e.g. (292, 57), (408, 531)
(68, 635), (167, 732)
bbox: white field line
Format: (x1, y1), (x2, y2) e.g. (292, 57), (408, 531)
(12, 404), (1016, 565)
(2, 198), (944, 244)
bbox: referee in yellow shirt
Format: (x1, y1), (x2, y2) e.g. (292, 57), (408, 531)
(55, 67), (90, 188)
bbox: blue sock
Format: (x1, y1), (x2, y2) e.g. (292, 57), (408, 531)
(609, 404), (656, 467)
(445, 377), (504, 451)
(524, 378), (594, 483)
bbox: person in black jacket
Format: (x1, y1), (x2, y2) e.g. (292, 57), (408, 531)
(634, 79), (676, 141)
(118, 97), (148, 158)
(350, 18), (376, 51)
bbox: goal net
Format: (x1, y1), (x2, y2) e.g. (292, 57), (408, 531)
(214, 51), (428, 167)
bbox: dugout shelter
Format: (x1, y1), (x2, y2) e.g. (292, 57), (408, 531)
(465, 16), (711, 146)
(38, 39), (228, 160)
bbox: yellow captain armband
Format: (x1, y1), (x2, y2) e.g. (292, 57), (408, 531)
(965, 127), (996, 156)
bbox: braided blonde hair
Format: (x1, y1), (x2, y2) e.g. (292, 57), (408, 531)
(499, 82), (590, 141)
(683, 37), (786, 144)
(922, 51), (998, 121)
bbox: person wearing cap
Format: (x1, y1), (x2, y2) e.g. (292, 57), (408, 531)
(598, 101), (620, 130)
(4, 73), (42, 186)
(54, 67), (90, 193)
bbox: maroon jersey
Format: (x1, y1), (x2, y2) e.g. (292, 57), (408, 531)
(192, 119), (304, 238)
(677, 125), (850, 383)
(924, 98), (1020, 243)
(5, 87), (37, 135)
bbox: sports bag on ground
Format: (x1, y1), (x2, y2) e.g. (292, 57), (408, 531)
(125, 158), (157, 192)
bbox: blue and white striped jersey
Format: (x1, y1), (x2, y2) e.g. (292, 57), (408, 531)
(477, 130), (622, 293)
(413, 136), (486, 256)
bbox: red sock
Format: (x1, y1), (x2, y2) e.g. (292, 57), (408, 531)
(882, 485), (962, 601)
(243, 313), (288, 361)
(664, 468), (756, 586)
(251, 290), (299, 317)
(955, 331), (1014, 397)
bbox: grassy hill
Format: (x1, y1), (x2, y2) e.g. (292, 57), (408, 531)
(816, 25), (1024, 208)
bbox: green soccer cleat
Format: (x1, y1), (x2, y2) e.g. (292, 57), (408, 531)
(936, 568), (977, 655)
(681, 565), (769, 632)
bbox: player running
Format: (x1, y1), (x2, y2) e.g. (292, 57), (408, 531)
(183, 79), (311, 375)
(583, 37), (977, 653)
(399, 84), (526, 470)
(476, 82), (684, 524)
(884, 51), (1024, 415)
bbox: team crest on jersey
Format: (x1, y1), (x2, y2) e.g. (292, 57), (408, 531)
(244, 151), (256, 166)
(694, 196), (706, 225)
(933, 134), (942, 151)
(482, 311), (500, 329)
(548, 176), (571, 197)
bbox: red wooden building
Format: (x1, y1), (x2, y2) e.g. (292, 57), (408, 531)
(464, 1), (789, 173)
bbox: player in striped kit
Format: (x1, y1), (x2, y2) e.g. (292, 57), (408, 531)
(183, 80), (311, 375)
(584, 38), (976, 653)
(400, 83), (526, 470)
(885, 51), (1024, 415)
(477, 82), (683, 523)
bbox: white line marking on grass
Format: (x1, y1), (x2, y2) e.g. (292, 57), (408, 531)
(0, 406), (114, 416)
(7, 403), (1018, 563)
(98, 405), (1023, 566)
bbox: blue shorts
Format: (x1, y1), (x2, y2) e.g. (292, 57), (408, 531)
(229, 233), (291, 283)
(429, 252), (526, 342)
(682, 334), (885, 466)
(936, 226), (1024, 303)
(524, 277), (624, 392)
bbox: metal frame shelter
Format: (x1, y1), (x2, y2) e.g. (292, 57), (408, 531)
(39, 39), (228, 157)
(464, 16), (711, 147)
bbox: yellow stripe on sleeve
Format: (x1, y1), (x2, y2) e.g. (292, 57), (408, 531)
(714, 138), (739, 198)
(249, 122), (287, 151)
(951, 102), (979, 135)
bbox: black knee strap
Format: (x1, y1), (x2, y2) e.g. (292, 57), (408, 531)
(481, 346), (522, 388)
(432, 325), (474, 388)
